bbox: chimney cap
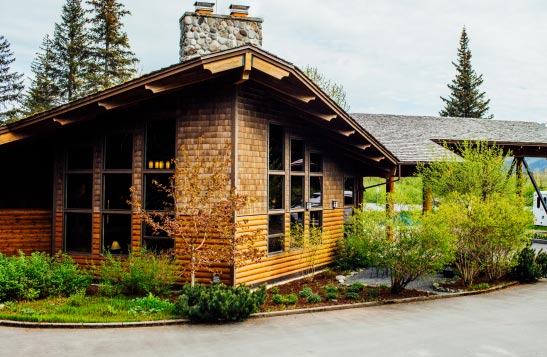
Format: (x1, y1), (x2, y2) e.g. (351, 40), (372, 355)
(194, 2), (215, 15)
(229, 4), (250, 17)
(194, 1), (215, 7)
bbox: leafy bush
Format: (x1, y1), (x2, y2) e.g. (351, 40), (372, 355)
(271, 293), (298, 305)
(471, 283), (490, 290)
(512, 246), (547, 283)
(344, 291), (360, 300)
(97, 249), (180, 296)
(299, 287), (313, 298)
(271, 294), (284, 305)
(129, 293), (174, 315)
(367, 288), (378, 298)
(307, 293), (321, 303)
(174, 284), (266, 322)
(0, 251), (91, 301)
(347, 282), (366, 293)
(322, 285), (339, 300)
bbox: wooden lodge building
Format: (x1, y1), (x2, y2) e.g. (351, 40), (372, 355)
(2, 3), (547, 286)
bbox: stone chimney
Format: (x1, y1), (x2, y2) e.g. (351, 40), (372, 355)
(179, 3), (263, 62)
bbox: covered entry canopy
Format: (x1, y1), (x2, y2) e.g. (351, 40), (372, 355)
(352, 113), (547, 176)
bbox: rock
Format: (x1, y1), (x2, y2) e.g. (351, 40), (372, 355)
(248, 29), (256, 39)
(209, 40), (221, 52)
(239, 29), (248, 37)
(184, 16), (192, 25)
(335, 275), (346, 283)
(218, 37), (228, 45)
(220, 45), (228, 51)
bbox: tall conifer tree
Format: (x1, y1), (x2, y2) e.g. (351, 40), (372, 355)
(86, 0), (138, 91)
(23, 35), (60, 115)
(52, 0), (91, 102)
(440, 27), (493, 119)
(0, 35), (24, 124)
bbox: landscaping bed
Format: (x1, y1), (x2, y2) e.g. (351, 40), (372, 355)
(261, 271), (432, 312)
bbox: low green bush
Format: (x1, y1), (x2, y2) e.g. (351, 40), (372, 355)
(307, 293), (321, 303)
(322, 285), (339, 300)
(0, 251), (91, 302)
(344, 291), (360, 300)
(367, 288), (378, 298)
(471, 283), (490, 290)
(347, 282), (366, 293)
(174, 284), (266, 323)
(299, 287), (313, 298)
(512, 246), (547, 283)
(271, 293), (298, 305)
(97, 249), (180, 296)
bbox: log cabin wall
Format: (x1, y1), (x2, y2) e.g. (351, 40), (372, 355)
(234, 82), (357, 285)
(0, 210), (52, 256)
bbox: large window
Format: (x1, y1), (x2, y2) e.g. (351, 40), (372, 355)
(344, 177), (356, 221)
(268, 124), (285, 253)
(64, 145), (93, 253)
(142, 120), (175, 251)
(102, 133), (133, 255)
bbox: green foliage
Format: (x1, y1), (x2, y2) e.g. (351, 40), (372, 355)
(0, 35), (24, 123)
(270, 286), (279, 295)
(271, 293), (298, 305)
(290, 222), (304, 249)
(306, 293), (322, 303)
(299, 287), (313, 298)
(97, 249), (180, 296)
(174, 284), (266, 323)
(347, 282), (366, 293)
(322, 285), (339, 300)
(0, 251), (91, 301)
(367, 289), (378, 298)
(86, 0), (139, 91)
(471, 283), (490, 290)
(129, 293), (174, 315)
(363, 177), (423, 205)
(440, 27), (492, 119)
(304, 65), (350, 112)
(344, 291), (360, 300)
(512, 246), (547, 283)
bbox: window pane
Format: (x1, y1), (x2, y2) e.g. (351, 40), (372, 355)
(269, 175), (284, 210)
(65, 174), (93, 209)
(146, 120), (175, 166)
(269, 124), (284, 171)
(344, 177), (355, 206)
(144, 174), (174, 211)
(310, 176), (322, 208)
(310, 211), (322, 228)
(290, 176), (304, 209)
(105, 133), (133, 169)
(103, 214), (132, 255)
(143, 238), (175, 253)
(290, 212), (304, 249)
(290, 139), (304, 172)
(104, 174), (132, 210)
(309, 152), (323, 173)
(67, 146), (93, 170)
(268, 214), (284, 235)
(65, 212), (92, 253)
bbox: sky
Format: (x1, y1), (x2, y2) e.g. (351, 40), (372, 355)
(2, 0), (547, 123)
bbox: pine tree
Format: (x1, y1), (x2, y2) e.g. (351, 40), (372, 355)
(86, 0), (139, 92)
(52, 0), (92, 102)
(0, 35), (24, 124)
(440, 27), (492, 119)
(23, 35), (60, 115)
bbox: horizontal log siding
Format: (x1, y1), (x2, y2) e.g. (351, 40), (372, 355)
(0, 210), (52, 256)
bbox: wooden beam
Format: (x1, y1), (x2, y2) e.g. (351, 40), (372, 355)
(357, 144), (371, 150)
(251, 77), (316, 103)
(252, 57), (290, 80)
(339, 129), (356, 137)
(235, 52), (253, 85)
(53, 117), (77, 126)
(203, 55), (244, 74)
(0, 132), (29, 145)
(98, 101), (117, 110)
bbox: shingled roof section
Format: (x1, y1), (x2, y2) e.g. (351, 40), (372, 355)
(351, 113), (547, 164)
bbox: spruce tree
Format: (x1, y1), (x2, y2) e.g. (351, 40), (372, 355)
(23, 35), (60, 115)
(0, 35), (24, 124)
(86, 0), (138, 92)
(52, 0), (91, 102)
(440, 27), (493, 119)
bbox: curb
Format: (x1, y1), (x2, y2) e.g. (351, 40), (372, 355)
(532, 239), (547, 245)
(0, 281), (519, 328)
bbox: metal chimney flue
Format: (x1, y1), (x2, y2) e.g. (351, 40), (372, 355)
(194, 1), (214, 15)
(229, 4), (250, 17)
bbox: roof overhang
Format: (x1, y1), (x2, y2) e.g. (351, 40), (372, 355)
(0, 46), (397, 172)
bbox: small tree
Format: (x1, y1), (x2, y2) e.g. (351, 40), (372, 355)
(440, 27), (493, 119)
(132, 137), (263, 287)
(304, 65), (350, 112)
(0, 35), (24, 123)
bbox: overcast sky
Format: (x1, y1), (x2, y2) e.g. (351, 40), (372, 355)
(2, 0), (547, 123)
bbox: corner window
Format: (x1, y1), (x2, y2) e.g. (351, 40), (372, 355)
(268, 214), (285, 253)
(344, 177), (356, 206)
(268, 124), (285, 253)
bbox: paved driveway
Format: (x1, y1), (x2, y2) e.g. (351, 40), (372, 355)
(1, 281), (547, 357)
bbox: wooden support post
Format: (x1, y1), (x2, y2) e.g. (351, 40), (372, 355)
(516, 157), (524, 201)
(358, 176), (365, 208)
(423, 185), (433, 214)
(386, 176), (395, 217)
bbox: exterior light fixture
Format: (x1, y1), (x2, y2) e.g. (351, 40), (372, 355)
(332, 200), (339, 209)
(110, 241), (121, 251)
(305, 201), (312, 211)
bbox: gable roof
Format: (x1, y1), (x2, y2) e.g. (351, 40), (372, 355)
(352, 113), (547, 164)
(0, 46), (397, 174)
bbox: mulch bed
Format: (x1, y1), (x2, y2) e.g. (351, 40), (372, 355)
(261, 272), (432, 312)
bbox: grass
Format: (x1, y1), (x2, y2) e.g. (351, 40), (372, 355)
(0, 293), (178, 323)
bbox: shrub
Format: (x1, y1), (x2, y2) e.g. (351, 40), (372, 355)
(367, 288), (378, 299)
(347, 282), (366, 293)
(97, 249), (180, 296)
(272, 293), (299, 305)
(322, 285), (339, 300)
(307, 293), (322, 303)
(471, 283), (490, 290)
(129, 293), (174, 315)
(299, 287), (313, 298)
(271, 294), (284, 305)
(344, 291), (360, 300)
(174, 284), (266, 323)
(0, 252), (91, 302)
(512, 246), (547, 283)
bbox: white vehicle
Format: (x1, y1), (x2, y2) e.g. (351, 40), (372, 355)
(533, 191), (547, 226)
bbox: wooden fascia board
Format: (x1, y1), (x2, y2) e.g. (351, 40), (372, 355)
(0, 132), (30, 145)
